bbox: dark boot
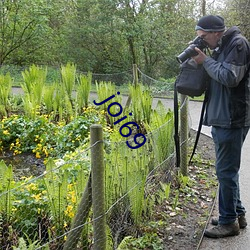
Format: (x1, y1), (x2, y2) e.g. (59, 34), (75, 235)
(211, 214), (247, 229)
(204, 222), (240, 238)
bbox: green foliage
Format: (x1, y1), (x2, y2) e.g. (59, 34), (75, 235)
(0, 0), (228, 78)
(129, 84), (152, 124)
(0, 73), (12, 116)
(21, 65), (47, 118)
(76, 72), (92, 110)
(0, 110), (100, 158)
(157, 182), (171, 203)
(13, 235), (46, 250)
(43, 85), (56, 113)
(105, 128), (152, 228)
(117, 233), (163, 250)
(145, 100), (174, 164)
(43, 159), (68, 229)
(12, 176), (48, 240)
(95, 81), (122, 126)
(0, 0), (52, 65)
(61, 63), (76, 101)
(0, 161), (14, 222)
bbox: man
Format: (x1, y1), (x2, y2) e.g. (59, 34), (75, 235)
(192, 15), (250, 238)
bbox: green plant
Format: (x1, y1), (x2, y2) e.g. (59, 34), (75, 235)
(95, 81), (122, 126)
(129, 83), (152, 124)
(13, 233), (49, 250)
(0, 73), (12, 117)
(21, 65), (47, 118)
(172, 190), (180, 210)
(12, 176), (49, 241)
(117, 233), (163, 250)
(43, 84), (56, 114)
(178, 173), (191, 189)
(60, 62), (76, 102)
(157, 182), (171, 204)
(145, 100), (174, 164)
(0, 161), (15, 222)
(105, 130), (152, 232)
(76, 72), (92, 111)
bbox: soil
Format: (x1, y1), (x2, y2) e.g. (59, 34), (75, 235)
(159, 130), (217, 250)
(0, 152), (45, 180)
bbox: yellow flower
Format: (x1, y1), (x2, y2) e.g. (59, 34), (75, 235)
(26, 183), (37, 191)
(65, 205), (74, 218)
(32, 193), (42, 201)
(71, 195), (76, 204)
(12, 207), (17, 212)
(36, 152), (41, 159)
(3, 130), (9, 135)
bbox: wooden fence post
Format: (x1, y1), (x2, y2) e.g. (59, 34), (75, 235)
(133, 64), (138, 85)
(91, 124), (106, 250)
(180, 94), (188, 176)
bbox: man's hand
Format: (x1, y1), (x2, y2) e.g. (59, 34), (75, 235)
(192, 47), (207, 64)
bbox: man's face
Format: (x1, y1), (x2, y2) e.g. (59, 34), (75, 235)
(196, 30), (221, 49)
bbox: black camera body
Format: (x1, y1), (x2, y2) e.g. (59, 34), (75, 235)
(176, 36), (208, 63)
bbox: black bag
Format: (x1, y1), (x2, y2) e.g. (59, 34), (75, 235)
(175, 58), (209, 97)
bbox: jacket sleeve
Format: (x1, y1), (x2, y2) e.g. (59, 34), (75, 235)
(203, 37), (250, 88)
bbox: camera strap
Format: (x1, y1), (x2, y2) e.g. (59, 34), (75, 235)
(189, 91), (208, 164)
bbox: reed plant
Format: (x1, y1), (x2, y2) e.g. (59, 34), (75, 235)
(128, 83), (152, 124)
(43, 159), (69, 244)
(60, 63), (76, 102)
(0, 73), (12, 117)
(146, 100), (174, 164)
(21, 65), (47, 118)
(105, 131), (152, 226)
(96, 81), (122, 126)
(76, 72), (92, 112)
(0, 161), (14, 222)
(43, 84), (56, 114)
(52, 82), (73, 122)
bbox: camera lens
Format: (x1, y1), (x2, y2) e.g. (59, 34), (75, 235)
(176, 45), (198, 63)
(176, 37), (207, 63)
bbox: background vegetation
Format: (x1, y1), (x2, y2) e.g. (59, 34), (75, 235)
(0, 0), (249, 81)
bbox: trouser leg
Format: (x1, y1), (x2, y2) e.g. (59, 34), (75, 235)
(211, 126), (249, 225)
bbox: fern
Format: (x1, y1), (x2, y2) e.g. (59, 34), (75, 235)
(43, 159), (68, 228)
(60, 62), (76, 100)
(0, 160), (14, 222)
(76, 72), (92, 111)
(21, 65), (47, 118)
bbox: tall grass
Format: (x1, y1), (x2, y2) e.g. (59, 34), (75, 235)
(0, 161), (14, 223)
(95, 81), (122, 126)
(146, 100), (174, 164)
(76, 72), (92, 112)
(21, 65), (47, 118)
(61, 63), (76, 102)
(0, 73), (12, 116)
(129, 83), (152, 124)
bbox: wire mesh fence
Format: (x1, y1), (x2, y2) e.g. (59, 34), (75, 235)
(0, 65), (190, 249)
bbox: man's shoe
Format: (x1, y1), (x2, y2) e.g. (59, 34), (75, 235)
(211, 214), (247, 229)
(204, 222), (240, 238)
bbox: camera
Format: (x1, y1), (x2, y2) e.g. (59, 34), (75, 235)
(176, 36), (208, 63)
